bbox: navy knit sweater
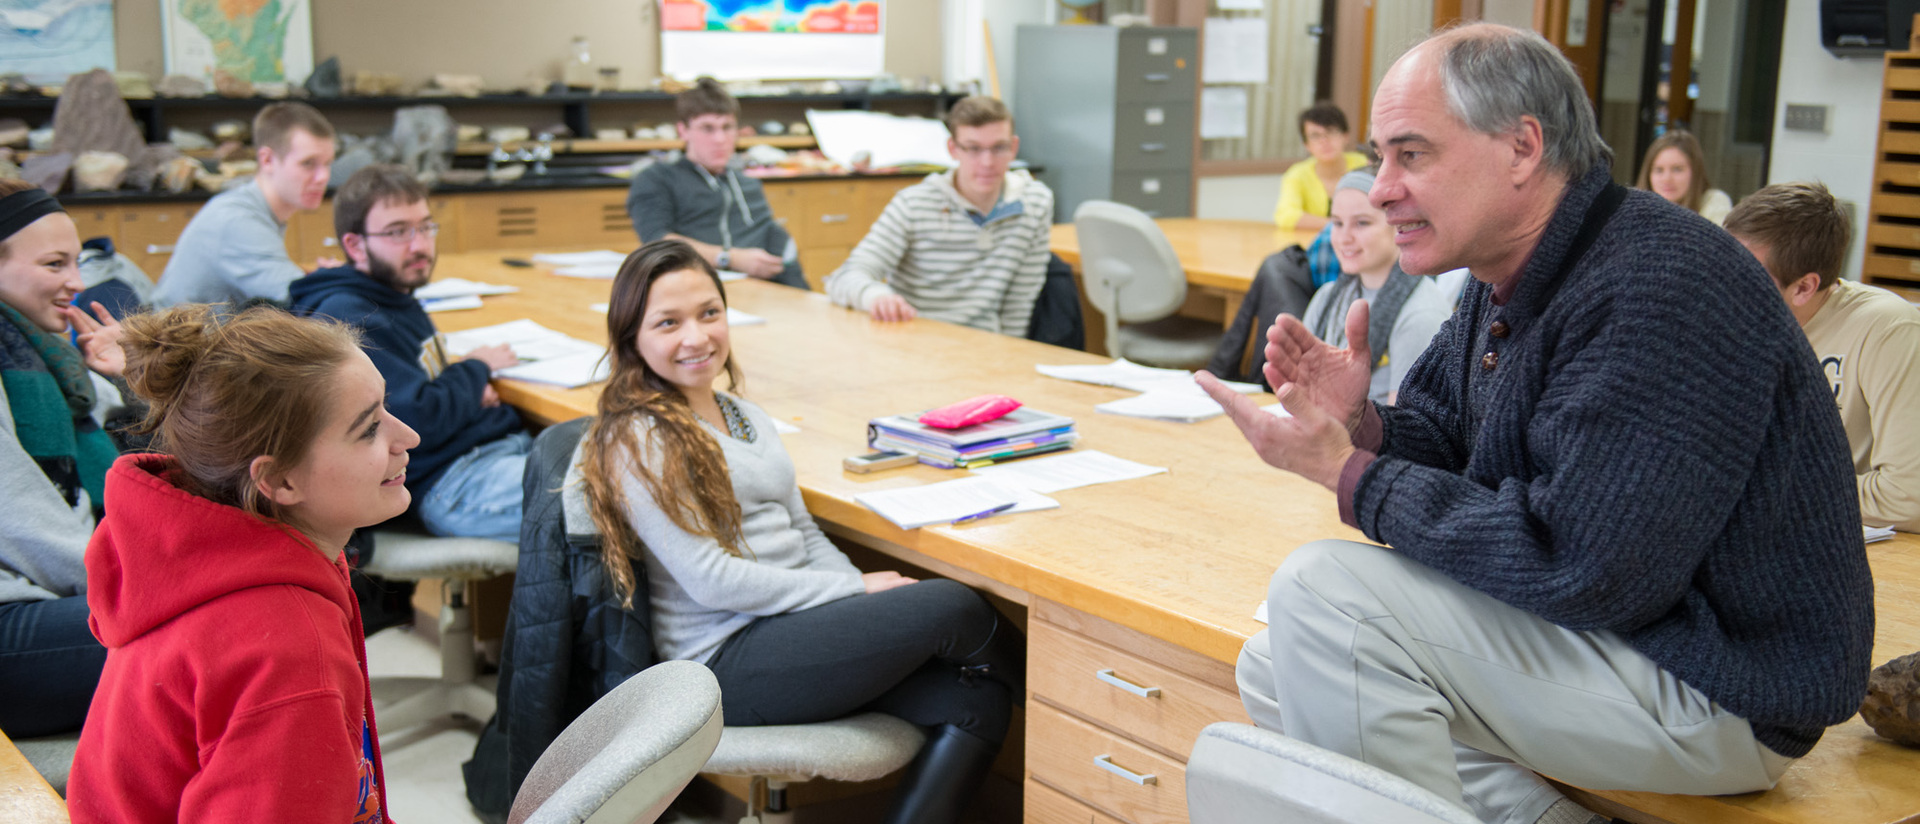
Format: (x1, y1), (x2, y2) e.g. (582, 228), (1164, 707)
(1353, 163), (1874, 758)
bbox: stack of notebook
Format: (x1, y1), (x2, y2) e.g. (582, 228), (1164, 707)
(868, 407), (1078, 469)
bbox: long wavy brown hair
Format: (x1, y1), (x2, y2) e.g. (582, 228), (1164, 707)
(579, 239), (747, 607)
(1634, 129), (1711, 214)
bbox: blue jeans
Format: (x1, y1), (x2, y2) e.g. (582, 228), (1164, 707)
(0, 595), (107, 737)
(418, 432), (532, 543)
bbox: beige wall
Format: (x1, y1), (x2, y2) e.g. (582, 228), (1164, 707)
(114, 0), (941, 91)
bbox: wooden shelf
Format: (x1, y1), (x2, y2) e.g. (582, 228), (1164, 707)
(453, 134), (817, 156)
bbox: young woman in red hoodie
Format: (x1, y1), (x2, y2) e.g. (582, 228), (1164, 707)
(67, 304), (420, 823)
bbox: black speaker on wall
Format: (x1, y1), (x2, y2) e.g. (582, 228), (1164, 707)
(1822, 0), (1920, 55)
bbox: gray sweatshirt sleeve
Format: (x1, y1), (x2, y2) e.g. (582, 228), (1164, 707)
(1387, 282), (1453, 401)
(825, 192), (912, 312)
(784, 484), (863, 576)
(617, 450), (863, 617)
(0, 400), (95, 603)
(219, 214), (308, 302)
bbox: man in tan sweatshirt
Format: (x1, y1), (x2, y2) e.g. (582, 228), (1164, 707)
(1727, 182), (1920, 532)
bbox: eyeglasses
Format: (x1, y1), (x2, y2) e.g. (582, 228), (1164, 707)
(362, 223), (440, 243)
(953, 141), (1015, 159)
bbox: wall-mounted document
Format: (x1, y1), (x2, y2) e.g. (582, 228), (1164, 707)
(1202, 18), (1268, 84)
(1201, 87), (1251, 140)
(806, 109), (958, 170)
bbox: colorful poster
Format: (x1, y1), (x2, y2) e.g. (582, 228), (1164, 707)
(661, 0), (881, 34)
(162, 0), (315, 84)
(0, 0), (116, 84)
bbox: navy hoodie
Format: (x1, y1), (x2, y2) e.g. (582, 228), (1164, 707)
(289, 266), (521, 495)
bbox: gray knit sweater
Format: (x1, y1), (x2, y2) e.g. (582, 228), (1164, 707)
(1353, 163), (1874, 758)
(563, 395), (865, 665)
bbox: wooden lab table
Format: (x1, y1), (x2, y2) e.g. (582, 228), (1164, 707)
(1049, 218), (1316, 330)
(0, 730), (67, 823)
(433, 251), (1920, 824)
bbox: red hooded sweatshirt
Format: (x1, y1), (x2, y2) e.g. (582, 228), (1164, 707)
(68, 453), (391, 823)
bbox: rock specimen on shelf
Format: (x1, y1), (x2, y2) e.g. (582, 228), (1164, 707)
(350, 71), (406, 97)
(51, 69), (145, 160)
(255, 82), (291, 99)
(393, 105), (457, 183)
(788, 122), (810, 136)
(155, 74), (209, 98)
(422, 74), (484, 98)
(21, 152), (72, 193)
(594, 128), (627, 141)
(439, 168), (487, 185)
(1862, 651), (1920, 747)
(114, 72), (153, 99)
(455, 124), (485, 143)
(72, 151), (130, 191)
(213, 69), (254, 98)
(27, 126), (53, 151)
(487, 163), (526, 183)
(0, 149), (20, 181)
(306, 57), (342, 98)
(159, 155), (201, 193)
(486, 125), (531, 144)
(209, 119), (250, 143)
(0, 118), (27, 148)
(217, 159), (258, 180)
(534, 122), (571, 139)
(167, 127), (214, 151)
(125, 143), (181, 190)
(758, 120), (786, 136)
(330, 133), (398, 185)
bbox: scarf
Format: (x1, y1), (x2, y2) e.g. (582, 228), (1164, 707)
(1305, 263), (1421, 369)
(0, 301), (116, 512)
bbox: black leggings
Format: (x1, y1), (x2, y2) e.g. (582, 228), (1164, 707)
(704, 578), (1023, 745)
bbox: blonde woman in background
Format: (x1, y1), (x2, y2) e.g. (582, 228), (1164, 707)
(1636, 129), (1733, 225)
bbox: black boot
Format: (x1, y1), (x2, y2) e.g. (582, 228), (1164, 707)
(882, 724), (1000, 824)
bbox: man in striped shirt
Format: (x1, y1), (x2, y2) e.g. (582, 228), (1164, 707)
(825, 96), (1054, 336)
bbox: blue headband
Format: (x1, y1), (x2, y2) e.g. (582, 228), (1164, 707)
(0, 188), (63, 244)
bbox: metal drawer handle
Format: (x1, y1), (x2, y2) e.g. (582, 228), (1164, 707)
(146, 244), (175, 254)
(820, 213), (850, 224)
(1143, 72), (1171, 83)
(1140, 142), (1167, 152)
(1095, 668), (1162, 698)
(1094, 754), (1157, 785)
(322, 237), (338, 247)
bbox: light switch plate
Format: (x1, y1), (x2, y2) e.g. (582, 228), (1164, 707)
(1784, 104), (1830, 133)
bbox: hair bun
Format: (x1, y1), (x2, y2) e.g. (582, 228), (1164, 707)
(121, 304), (221, 416)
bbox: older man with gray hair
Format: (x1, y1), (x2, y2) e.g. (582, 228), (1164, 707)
(1197, 23), (1873, 824)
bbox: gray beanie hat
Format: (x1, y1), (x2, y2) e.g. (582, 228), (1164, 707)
(1335, 168), (1376, 195)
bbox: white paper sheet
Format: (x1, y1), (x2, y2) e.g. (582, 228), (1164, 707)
(854, 477), (1058, 530)
(414, 278), (520, 299)
(1254, 600), (1268, 623)
(771, 419), (801, 434)
(1263, 402), (1293, 418)
(1202, 18), (1268, 84)
(719, 269), (749, 282)
(554, 263), (621, 279)
(1867, 525), (1897, 544)
(1201, 86), (1251, 140)
(441, 319), (604, 364)
(1094, 389), (1226, 423)
(495, 351), (611, 388)
(1036, 359), (1259, 394)
(532, 250), (627, 266)
(969, 450), (1166, 494)
(806, 109), (957, 170)
(420, 295), (484, 313)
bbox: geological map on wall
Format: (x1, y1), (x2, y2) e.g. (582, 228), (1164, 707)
(0, 0), (116, 83)
(660, 0), (881, 34)
(162, 0), (314, 84)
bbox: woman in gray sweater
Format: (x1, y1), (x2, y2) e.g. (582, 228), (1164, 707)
(572, 240), (1022, 824)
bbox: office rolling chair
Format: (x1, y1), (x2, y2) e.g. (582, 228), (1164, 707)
(1186, 723), (1479, 824)
(361, 529), (519, 732)
(1072, 200), (1225, 369)
(507, 659), (724, 824)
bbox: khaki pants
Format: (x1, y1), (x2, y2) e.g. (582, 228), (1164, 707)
(1236, 540), (1794, 824)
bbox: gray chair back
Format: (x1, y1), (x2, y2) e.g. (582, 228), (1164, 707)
(508, 659), (724, 824)
(1186, 723), (1479, 824)
(1073, 199), (1187, 323)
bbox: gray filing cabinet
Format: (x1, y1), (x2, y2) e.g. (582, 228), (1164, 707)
(1013, 25), (1197, 220)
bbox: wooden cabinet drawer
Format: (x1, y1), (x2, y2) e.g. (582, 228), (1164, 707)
(804, 181), (865, 246)
(1029, 703), (1188, 824)
(761, 181), (807, 245)
(1027, 777), (1126, 824)
(1030, 618), (1245, 760)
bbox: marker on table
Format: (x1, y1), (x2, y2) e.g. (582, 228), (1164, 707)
(952, 502), (1017, 525)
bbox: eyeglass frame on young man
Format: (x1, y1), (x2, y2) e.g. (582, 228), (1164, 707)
(359, 222), (441, 243)
(951, 141), (1016, 159)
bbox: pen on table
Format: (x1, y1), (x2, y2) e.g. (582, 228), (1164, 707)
(952, 502), (1017, 524)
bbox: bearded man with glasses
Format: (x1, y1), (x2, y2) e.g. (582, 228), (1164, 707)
(289, 164), (532, 543)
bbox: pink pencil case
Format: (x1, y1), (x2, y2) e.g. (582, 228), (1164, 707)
(918, 395), (1023, 429)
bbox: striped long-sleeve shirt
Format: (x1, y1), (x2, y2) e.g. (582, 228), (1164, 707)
(825, 170), (1054, 336)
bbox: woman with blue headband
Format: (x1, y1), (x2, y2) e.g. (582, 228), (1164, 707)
(0, 178), (129, 741)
